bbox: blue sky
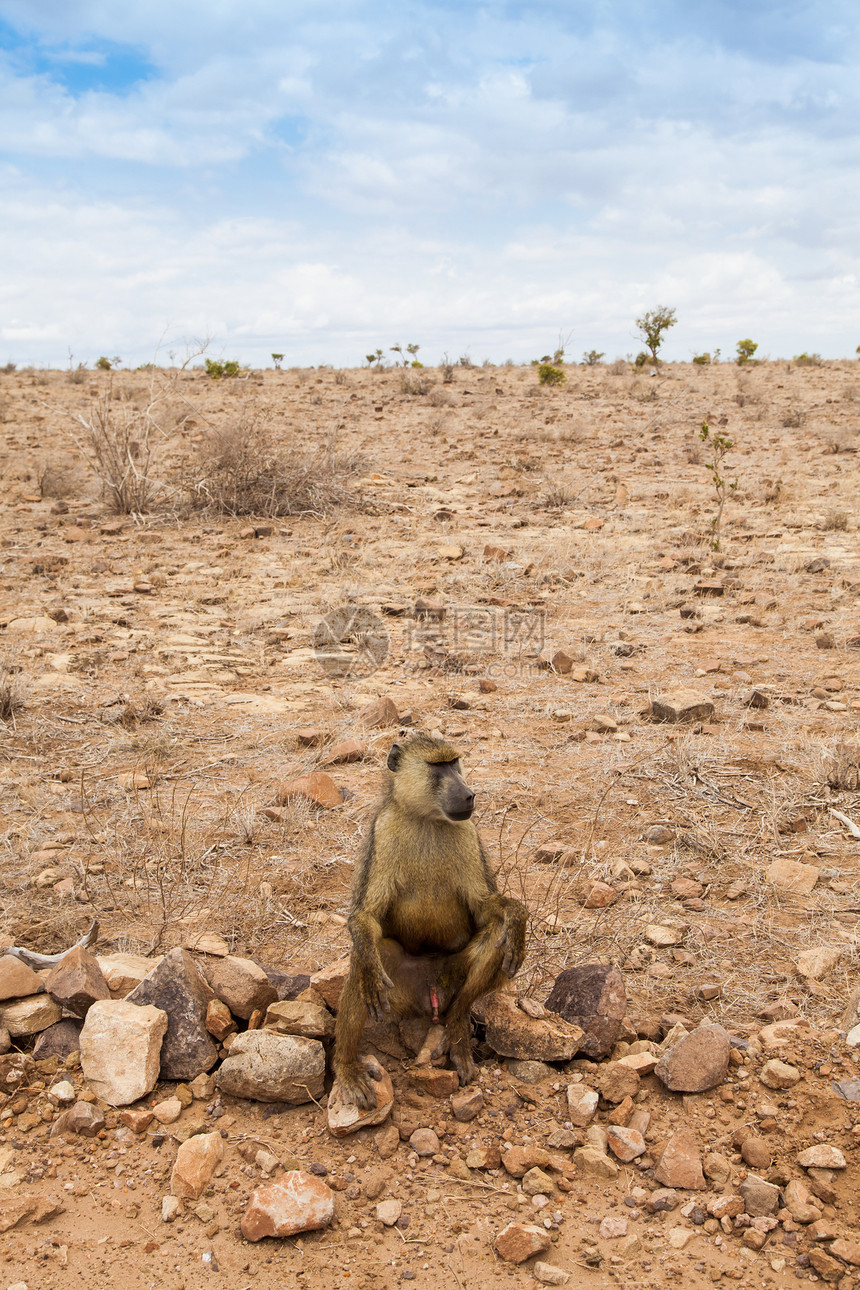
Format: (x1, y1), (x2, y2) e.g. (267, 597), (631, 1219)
(0, 0), (857, 367)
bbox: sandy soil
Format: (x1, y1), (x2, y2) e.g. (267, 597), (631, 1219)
(0, 357), (857, 1289)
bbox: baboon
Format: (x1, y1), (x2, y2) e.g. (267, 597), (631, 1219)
(333, 733), (527, 1108)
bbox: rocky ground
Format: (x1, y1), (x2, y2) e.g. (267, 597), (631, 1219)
(0, 357), (857, 1289)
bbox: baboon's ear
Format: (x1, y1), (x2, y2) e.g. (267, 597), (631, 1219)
(387, 744), (403, 772)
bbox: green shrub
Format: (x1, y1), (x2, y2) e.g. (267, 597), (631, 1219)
(793, 352), (821, 367)
(635, 305), (676, 366)
(736, 339), (758, 365)
(582, 350), (605, 366)
(204, 358), (242, 379)
(633, 351), (650, 369)
(692, 352), (711, 365)
(537, 363), (566, 386)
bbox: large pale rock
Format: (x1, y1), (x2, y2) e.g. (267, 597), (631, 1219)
(327, 1056), (394, 1137)
(606, 1126), (646, 1162)
(494, 1222), (551, 1264)
(797, 1145), (846, 1170)
(264, 1000), (334, 1039)
(309, 957), (351, 1011)
(649, 689), (715, 724)
(0, 1194), (64, 1233)
(593, 1062), (640, 1104)
(760, 1058), (801, 1089)
(241, 1171), (334, 1241)
(216, 1031), (325, 1103)
(46, 947), (110, 1017)
(765, 858), (820, 895)
(79, 1000), (167, 1106)
(204, 956), (277, 1021)
(545, 965), (626, 1059)
(566, 1084), (598, 1126)
(0, 994), (62, 1036)
(126, 948), (217, 1080)
(484, 990), (583, 1061)
(795, 947), (842, 981)
(0, 955), (43, 1001)
(654, 1129), (705, 1190)
(653, 1025), (730, 1092)
(97, 953), (158, 996)
(170, 1131), (224, 1199)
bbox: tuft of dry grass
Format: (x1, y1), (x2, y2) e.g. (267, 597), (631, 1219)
(0, 667), (23, 722)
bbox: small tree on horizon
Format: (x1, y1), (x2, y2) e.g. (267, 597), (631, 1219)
(635, 306), (677, 367)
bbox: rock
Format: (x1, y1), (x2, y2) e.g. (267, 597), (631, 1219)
(506, 1059), (556, 1083)
(45, 947), (110, 1017)
(760, 1059), (801, 1089)
(741, 1136), (773, 1170)
(784, 1179), (821, 1224)
(376, 1123), (400, 1159)
(616, 1051), (658, 1076)
(171, 1131), (225, 1199)
(323, 739), (367, 765)
(355, 697), (399, 730)
(182, 930), (230, 956)
(189, 1072), (216, 1099)
(644, 923), (686, 947)
(566, 1084), (599, 1126)
(829, 1239), (860, 1266)
(606, 1126), (646, 1162)
(795, 947), (842, 981)
(808, 1249), (845, 1282)
(545, 965), (626, 1060)
(765, 858), (820, 895)
(653, 1024), (730, 1093)
(500, 1146), (553, 1178)
(572, 1146), (618, 1179)
(451, 1087), (483, 1121)
(0, 1052), (33, 1093)
(654, 1129), (705, 1190)
(843, 985), (860, 1033)
(327, 1057), (394, 1137)
(241, 1171), (335, 1241)
(79, 1000), (167, 1106)
(599, 1215), (628, 1239)
(407, 1067), (459, 1097)
(706, 1194), (744, 1220)
(162, 1196), (181, 1223)
(521, 1166), (555, 1196)
(376, 1198), (402, 1226)
(0, 956), (43, 1001)
(466, 1144), (501, 1169)
(215, 1031), (325, 1103)
(649, 689), (715, 724)
(485, 989), (583, 1061)
(494, 1222), (551, 1264)
(126, 948), (218, 1080)
(592, 1062), (640, 1104)
(582, 881), (617, 907)
(0, 1194), (64, 1233)
(50, 1101), (105, 1138)
(797, 1145), (846, 1170)
(409, 1128), (440, 1157)
(152, 1096), (183, 1125)
(264, 1000), (334, 1039)
(275, 772), (344, 809)
(96, 953), (156, 996)
(204, 956), (277, 1021)
(120, 1109), (154, 1133)
(32, 1019), (82, 1061)
(309, 957), (351, 1011)
(205, 998), (236, 1041)
(645, 1189), (679, 1213)
(645, 825), (674, 845)
(533, 1263), (570, 1286)
(0, 994), (62, 1036)
(48, 1079), (74, 1104)
(738, 1176), (781, 1217)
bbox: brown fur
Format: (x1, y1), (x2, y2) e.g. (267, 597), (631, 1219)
(333, 734), (527, 1108)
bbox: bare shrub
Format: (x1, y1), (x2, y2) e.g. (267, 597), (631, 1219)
(782, 407), (805, 428)
(0, 666), (23, 722)
(70, 378), (183, 513)
(400, 372), (432, 396)
(428, 386), (455, 408)
(822, 509), (849, 531)
(36, 453), (89, 500)
(183, 410), (362, 518)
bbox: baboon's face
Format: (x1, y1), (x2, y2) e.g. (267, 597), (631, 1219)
(432, 758), (475, 821)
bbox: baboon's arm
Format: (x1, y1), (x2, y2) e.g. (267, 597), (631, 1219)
(468, 839), (527, 977)
(347, 908), (394, 1019)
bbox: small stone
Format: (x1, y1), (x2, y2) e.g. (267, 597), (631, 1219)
(599, 1215), (628, 1239)
(566, 1084), (599, 1126)
(572, 1146), (618, 1179)
(741, 1136), (772, 1170)
(241, 1171), (335, 1241)
(120, 1109), (154, 1134)
(323, 738), (367, 765)
(204, 997), (236, 1042)
(784, 1179), (821, 1224)
(654, 1025), (730, 1093)
(466, 1144), (501, 1169)
(645, 1189), (679, 1214)
(162, 1196), (181, 1223)
(376, 1198), (402, 1226)
(533, 1263), (570, 1286)
(649, 689), (715, 724)
(152, 1096), (183, 1125)
(506, 1058), (555, 1083)
(407, 1067), (459, 1097)
(0, 956), (43, 1002)
(501, 1146), (553, 1178)
(204, 956), (277, 1021)
(829, 1239), (860, 1266)
(606, 1126), (646, 1162)
(760, 1058), (801, 1089)
(738, 1175), (781, 1217)
(216, 1031), (325, 1103)
(797, 1145), (846, 1170)
(355, 697), (400, 730)
(644, 824), (674, 845)
(451, 1087), (483, 1121)
(654, 1129), (705, 1190)
(809, 1248), (845, 1282)
(521, 1167), (555, 1196)
(326, 1056), (396, 1138)
(765, 858), (820, 894)
(409, 1128), (440, 1157)
(79, 1000), (167, 1106)
(275, 771), (344, 808)
(494, 1222), (551, 1264)
(667, 1227), (693, 1250)
(592, 1062), (640, 1104)
(50, 1101), (105, 1138)
(795, 947), (842, 981)
(0, 1194), (63, 1233)
(582, 881), (617, 908)
(171, 1131), (225, 1199)
(644, 923), (686, 948)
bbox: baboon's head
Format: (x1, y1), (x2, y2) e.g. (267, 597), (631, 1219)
(386, 734), (475, 822)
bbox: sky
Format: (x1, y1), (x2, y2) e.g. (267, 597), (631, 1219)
(0, 0), (858, 369)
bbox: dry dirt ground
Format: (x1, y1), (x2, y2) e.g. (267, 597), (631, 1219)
(0, 358), (858, 1289)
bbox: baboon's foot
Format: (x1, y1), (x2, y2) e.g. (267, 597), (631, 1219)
(448, 1036), (476, 1087)
(334, 1059), (383, 1110)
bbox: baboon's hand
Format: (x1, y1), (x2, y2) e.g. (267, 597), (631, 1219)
(360, 963), (394, 1022)
(495, 906), (526, 977)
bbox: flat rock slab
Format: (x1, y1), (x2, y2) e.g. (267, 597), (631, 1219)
(216, 1030), (325, 1103)
(765, 858), (820, 895)
(241, 1171), (334, 1241)
(654, 1128), (705, 1190)
(484, 990), (583, 1062)
(327, 1057), (394, 1136)
(264, 1000), (335, 1039)
(545, 964), (626, 1059)
(127, 948), (218, 1080)
(654, 1025), (731, 1093)
(0, 994), (62, 1036)
(649, 689), (715, 724)
(0, 1194), (64, 1233)
(0, 955), (43, 1001)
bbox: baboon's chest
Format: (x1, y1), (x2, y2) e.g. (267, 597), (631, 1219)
(383, 883), (473, 955)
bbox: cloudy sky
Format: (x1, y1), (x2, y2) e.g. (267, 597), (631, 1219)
(0, 1), (857, 368)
